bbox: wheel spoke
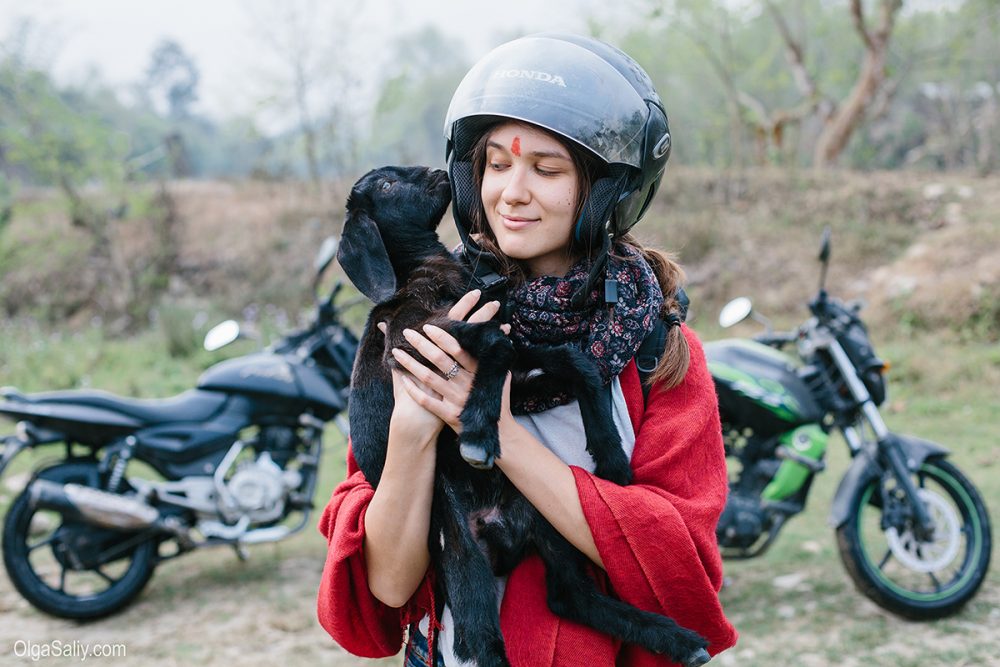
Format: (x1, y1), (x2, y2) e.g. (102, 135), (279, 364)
(94, 566), (118, 586)
(877, 548), (893, 570)
(928, 571), (942, 592)
(27, 535), (57, 553)
(58, 566), (68, 593)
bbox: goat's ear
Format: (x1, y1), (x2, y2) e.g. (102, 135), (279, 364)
(337, 209), (397, 304)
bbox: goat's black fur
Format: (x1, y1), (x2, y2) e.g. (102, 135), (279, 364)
(339, 166), (710, 667)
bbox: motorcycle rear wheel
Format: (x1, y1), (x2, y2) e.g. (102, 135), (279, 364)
(837, 457), (991, 619)
(2, 461), (157, 620)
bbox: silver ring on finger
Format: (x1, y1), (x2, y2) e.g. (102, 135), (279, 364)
(444, 361), (461, 380)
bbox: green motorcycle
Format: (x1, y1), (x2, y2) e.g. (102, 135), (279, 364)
(707, 229), (991, 619)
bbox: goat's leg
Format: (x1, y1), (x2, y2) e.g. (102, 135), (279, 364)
(437, 482), (511, 667)
(517, 345), (632, 485)
(445, 321), (515, 469)
(534, 520), (711, 667)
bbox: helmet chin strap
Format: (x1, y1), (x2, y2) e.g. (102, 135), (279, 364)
(570, 174), (632, 309)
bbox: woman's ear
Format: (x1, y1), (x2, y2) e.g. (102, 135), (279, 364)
(337, 209), (397, 304)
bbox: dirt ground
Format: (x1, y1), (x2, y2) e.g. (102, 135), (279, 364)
(3, 539), (997, 667)
(0, 536), (400, 667)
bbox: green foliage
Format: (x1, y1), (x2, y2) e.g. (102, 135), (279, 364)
(367, 26), (470, 167)
(0, 55), (128, 192)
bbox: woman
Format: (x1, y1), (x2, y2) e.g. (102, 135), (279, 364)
(317, 33), (737, 666)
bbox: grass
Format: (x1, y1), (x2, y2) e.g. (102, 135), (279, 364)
(0, 310), (997, 666)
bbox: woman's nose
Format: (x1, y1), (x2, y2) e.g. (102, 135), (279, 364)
(501, 165), (531, 205)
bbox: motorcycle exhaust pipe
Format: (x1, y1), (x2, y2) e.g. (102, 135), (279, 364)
(29, 480), (161, 532)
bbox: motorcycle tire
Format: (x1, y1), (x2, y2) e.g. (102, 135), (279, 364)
(836, 457), (991, 619)
(2, 460), (157, 620)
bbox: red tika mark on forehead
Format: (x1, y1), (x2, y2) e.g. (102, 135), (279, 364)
(511, 136), (521, 156)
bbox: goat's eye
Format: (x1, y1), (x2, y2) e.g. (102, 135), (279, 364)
(380, 180), (393, 191)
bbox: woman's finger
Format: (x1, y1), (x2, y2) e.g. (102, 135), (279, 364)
(466, 300), (501, 324)
(447, 289), (482, 321)
(401, 328), (464, 377)
(401, 374), (462, 432)
(392, 347), (453, 393)
(421, 324), (478, 371)
(400, 371), (442, 401)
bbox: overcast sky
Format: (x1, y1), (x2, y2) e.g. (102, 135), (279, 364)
(1, 0), (964, 127)
(0, 0), (607, 120)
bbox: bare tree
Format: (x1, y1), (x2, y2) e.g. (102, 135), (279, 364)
(812, 0), (903, 167)
(244, 0), (366, 189)
(666, 0), (905, 169)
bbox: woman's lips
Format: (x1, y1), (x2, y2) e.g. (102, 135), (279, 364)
(501, 215), (539, 231)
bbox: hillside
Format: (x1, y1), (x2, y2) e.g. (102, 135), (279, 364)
(1, 168), (998, 340)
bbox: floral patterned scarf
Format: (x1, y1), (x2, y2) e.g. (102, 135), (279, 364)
(508, 244), (663, 413)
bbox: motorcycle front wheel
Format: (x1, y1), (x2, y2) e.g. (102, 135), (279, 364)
(2, 461), (158, 620)
(837, 457), (991, 619)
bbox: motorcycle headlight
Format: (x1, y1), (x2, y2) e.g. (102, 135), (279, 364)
(862, 365), (888, 406)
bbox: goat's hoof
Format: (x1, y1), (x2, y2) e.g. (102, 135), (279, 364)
(460, 443), (495, 469)
(683, 648), (711, 667)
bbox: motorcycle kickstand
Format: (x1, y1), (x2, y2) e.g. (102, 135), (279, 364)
(233, 543), (250, 562)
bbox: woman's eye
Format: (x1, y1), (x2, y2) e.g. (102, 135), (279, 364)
(380, 180), (393, 191)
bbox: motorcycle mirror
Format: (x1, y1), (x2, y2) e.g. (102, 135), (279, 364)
(204, 320), (241, 352)
(314, 236), (339, 274)
(818, 226), (832, 293)
(312, 236), (340, 301)
(819, 227), (832, 264)
(719, 297), (753, 329)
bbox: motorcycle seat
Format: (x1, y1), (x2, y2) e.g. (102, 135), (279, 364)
(15, 389), (228, 426)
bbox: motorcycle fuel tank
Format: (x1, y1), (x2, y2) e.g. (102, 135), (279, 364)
(705, 339), (824, 435)
(197, 354), (345, 417)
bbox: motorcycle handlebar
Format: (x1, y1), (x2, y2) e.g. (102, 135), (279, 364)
(753, 332), (797, 348)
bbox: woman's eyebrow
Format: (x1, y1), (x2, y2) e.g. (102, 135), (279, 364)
(486, 140), (570, 160)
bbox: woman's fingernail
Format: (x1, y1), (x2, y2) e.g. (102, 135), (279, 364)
(423, 324), (441, 335)
(402, 328), (415, 338)
(391, 347), (402, 357)
(489, 301), (500, 308)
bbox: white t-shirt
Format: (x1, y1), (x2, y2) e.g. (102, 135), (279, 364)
(418, 376), (637, 666)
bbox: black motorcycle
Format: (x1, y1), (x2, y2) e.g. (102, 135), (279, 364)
(0, 238), (358, 619)
(707, 228), (992, 619)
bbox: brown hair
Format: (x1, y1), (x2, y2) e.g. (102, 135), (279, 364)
(467, 121), (690, 390)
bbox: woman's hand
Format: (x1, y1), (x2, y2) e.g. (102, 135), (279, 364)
(384, 362), (444, 446)
(390, 289), (509, 434)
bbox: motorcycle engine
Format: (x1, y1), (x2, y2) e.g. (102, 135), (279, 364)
(222, 452), (301, 524)
(716, 491), (767, 550)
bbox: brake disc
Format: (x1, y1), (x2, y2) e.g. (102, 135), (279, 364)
(885, 488), (961, 572)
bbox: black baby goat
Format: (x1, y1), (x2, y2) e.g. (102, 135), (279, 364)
(337, 165), (711, 667)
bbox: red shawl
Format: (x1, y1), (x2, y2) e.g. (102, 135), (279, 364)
(316, 326), (738, 665)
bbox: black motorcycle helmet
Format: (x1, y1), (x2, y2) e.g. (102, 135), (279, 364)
(444, 32), (671, 301)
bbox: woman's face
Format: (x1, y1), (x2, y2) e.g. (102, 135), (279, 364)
(481, 122), (581, 278)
